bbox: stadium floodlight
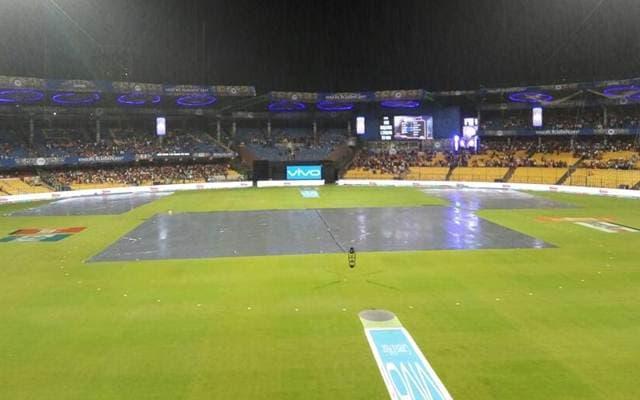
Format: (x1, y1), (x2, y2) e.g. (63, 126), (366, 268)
(508, 90), (553, 104)
(176, 94), (217, 107)
(52, 92), (101, 105)
(0, 89), (45, 104)
(268, 101), (306, 112)
(117, 93), (161, 106)
(380, 100), (420, 109)
(316, 101), (354, 111)
(156, 117), (166, 136)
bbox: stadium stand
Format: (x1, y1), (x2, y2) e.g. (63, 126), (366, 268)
(237, 127), (349, 161)
(568, 168), (640, 189)
(449, 167), (508, 182)
(45, 163), (240, 190)
(0, 177), (51, 195)
(508, 167), (567, 185)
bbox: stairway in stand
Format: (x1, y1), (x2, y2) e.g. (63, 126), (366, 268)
(556, 155), (585, 185)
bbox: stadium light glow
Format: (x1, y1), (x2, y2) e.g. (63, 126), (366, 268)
(0, 89), (45, 104)
(176, 94), (217, 107)
(380, 100), (420, 109)
(268, 101), (306, 112)
(117, 93), (161, 106)
(508, 90), (553, 104)
(602, 85), (640, 97)
(316, 101), (354, 111)
(52, 92), (101, 105)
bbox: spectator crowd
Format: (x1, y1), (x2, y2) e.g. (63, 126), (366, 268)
(46, 163), (235, 188)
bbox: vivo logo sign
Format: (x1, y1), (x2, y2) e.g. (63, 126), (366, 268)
(286, 165), (322, 180)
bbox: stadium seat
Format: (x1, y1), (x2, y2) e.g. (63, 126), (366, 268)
(568, 169), (640, 188)
(404, 167), (449, 181)
(449, 167), (507, 182)
(0, 178), (52, 195)
(508, 167), (567, 184)
(343, 168), (397, 180)
(531, 152), (578, 166)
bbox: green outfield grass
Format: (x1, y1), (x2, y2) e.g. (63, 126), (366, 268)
(0, 186), (639, 399)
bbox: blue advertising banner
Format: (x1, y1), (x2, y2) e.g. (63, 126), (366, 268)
(479, 128), (639, 137)
(0, 158), (16, 168)
(365, 328), (453, 400)
(286, 165), (323, 180)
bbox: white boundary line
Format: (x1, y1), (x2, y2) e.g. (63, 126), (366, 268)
(0, 181), (253, 204)
(256, 179), (325, 188)
(337, 179), (640, 199)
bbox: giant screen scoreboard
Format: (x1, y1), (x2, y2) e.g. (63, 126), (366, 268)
(364, 115), (434, 141)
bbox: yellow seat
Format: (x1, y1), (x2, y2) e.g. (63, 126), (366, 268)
(568, 169), (640, 188)
(0, 178), (52, 194)
(449, 167), (507, 182)
(599, 151), (636, 161)
(531, 152), (578, 166)
(509, 168), (567, 184)
(344, 168), (396, 180)
(404, 167), (450, 181)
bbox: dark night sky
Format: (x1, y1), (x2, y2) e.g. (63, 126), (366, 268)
(1, 0), (639, 92)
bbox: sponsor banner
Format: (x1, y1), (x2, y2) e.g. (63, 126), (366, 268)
(213, 86), (256, 97)
(286, 165), (323, 181)
(163, 85), (213, 95)
(0, 76), (47, 90)
(480, 128), (636, 137)
(11, 227), (86, 235)
(0, 76), (255, 97)
(14, 157), (65, 167)
(359, 310), (453, 400)
(299, 188), (320, 198)
(191, 152), (236, 159)
(112, 81), (164, 95)
(1, 155), (134, 168)
(535, 129), (582, 136)
(269, 91), (318, 102)
(46, 79), (110, 93)
(1, 226), (86, 243)
(318, 92), (374, 103)
(78, 154), (135, 164)
(154, 152), (191, 158)
(374, 89), (430, 101)
(0, 234), (71, 242)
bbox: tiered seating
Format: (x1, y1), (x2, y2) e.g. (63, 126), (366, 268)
(450, 167), (508, 182)
(226, 170), (242, 180)
(568, 169), (640, 188)
(404, 167), (449, 181)
(343, 168), (396, 180)
(469, 151), (503, 167)
(69, 183), (128, 190)
(530, 152), (578, 166)
(0, 178), (52, 194)
(599, 151), (637, 161)
(508, 167), (567, 184)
